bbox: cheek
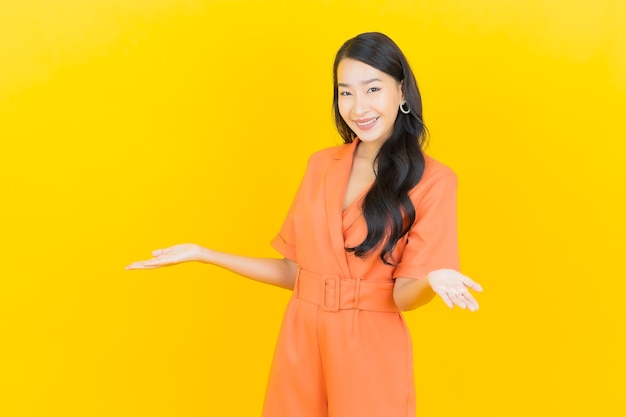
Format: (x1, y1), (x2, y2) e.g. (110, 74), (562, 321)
(383, 99), (401, 119)
(337, 99), (352, 123)
(381, 94), (400, 111)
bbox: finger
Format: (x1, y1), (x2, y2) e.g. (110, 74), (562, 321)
(460, 292), (479, 311)
(151, 248), (171, 257)
(126, 265), (161, 270)
(125, 261), (163, 270)
(143, 256), (177, 266)
(449, 292), (467, 309)
(462, 277), (483, 292)
(435, 290), (454, 308)
(127, 255), (178, 268)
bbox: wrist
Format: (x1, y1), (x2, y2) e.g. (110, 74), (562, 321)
(197, 246), (215, 264)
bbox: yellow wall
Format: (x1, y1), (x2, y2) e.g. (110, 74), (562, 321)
(1, 0), (624, 415)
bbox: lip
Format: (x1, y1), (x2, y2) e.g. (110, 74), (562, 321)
(354, 116), (379, 130)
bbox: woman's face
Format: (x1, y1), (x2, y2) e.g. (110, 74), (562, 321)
(336, 58), (404, 147)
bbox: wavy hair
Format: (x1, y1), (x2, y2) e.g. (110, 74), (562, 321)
(333, 32), (427, 265)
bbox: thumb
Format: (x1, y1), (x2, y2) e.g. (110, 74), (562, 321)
(462, 277), (483, 292)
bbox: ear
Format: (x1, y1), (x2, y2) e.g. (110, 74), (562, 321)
(399, 80), (405, 100)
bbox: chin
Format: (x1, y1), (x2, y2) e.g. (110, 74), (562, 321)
(357, 132), (387, 144)
(358, 136), (384, 144)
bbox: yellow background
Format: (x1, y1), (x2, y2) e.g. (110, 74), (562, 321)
(1, 0), (625, 415)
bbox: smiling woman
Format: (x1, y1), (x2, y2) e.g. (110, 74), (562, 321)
(332, 33), (427, 268)
(126, 32), (482, 417)
(336, 59), (404, 146)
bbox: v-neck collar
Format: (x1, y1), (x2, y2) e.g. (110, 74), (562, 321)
(323, 139), (362, 278)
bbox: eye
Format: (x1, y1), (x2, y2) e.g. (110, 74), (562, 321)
(367, 87), (381, 93)
(339, 91), (351, 96)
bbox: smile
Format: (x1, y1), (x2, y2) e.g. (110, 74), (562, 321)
(355, 117), (379, 129)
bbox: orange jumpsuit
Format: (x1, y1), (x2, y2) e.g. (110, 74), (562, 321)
(263, 139), (459, 417)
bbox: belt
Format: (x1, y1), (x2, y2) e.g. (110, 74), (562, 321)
(294, 267), (399, 313)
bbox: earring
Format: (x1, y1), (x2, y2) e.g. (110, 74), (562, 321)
(400, 101), (411, 114)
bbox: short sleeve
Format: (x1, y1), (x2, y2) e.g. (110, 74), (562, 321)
(393, 168), (460, 280)
(270, 157), (312, 262)
(270, 200), (298, 262)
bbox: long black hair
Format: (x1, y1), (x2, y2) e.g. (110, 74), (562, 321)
(333, 32), (427, 265)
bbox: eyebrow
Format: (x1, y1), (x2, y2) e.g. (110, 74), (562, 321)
(337, 78), (382, 87)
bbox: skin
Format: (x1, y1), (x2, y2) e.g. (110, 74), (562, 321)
(126, 58), (483, 312)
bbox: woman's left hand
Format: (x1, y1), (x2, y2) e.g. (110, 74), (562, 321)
(428, 269), (483, 311)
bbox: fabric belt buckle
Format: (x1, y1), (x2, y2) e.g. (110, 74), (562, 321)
(320, 275), (341, 312)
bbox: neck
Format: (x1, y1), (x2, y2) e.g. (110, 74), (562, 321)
(355, 140), (382, 163)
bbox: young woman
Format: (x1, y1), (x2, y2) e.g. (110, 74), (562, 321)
(127, 32), (482, 417)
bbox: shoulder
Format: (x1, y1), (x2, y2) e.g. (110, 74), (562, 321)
(409, 154), (458, 198)
(303, 142), (352, 171)
(308, 142), (352, 163)
(422, 154), (457, 183)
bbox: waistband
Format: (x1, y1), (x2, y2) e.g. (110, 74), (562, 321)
(294, 267), (399, 313)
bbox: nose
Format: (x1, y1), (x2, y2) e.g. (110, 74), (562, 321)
(353, 93), (368, 116)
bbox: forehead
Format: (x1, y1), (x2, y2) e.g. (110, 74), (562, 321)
(337, 58), (395, 84)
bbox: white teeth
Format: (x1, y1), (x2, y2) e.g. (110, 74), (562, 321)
(357, 117), (378, 126)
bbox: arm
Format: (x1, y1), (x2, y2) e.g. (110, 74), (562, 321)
(391, 163), (482, 311)
(394, 270), (483, 312)
(393, 277), (436, 311)
(126, 243), (298, 290)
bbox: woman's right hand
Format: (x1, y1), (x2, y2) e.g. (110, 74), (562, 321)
(125, 243), (208, 270)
